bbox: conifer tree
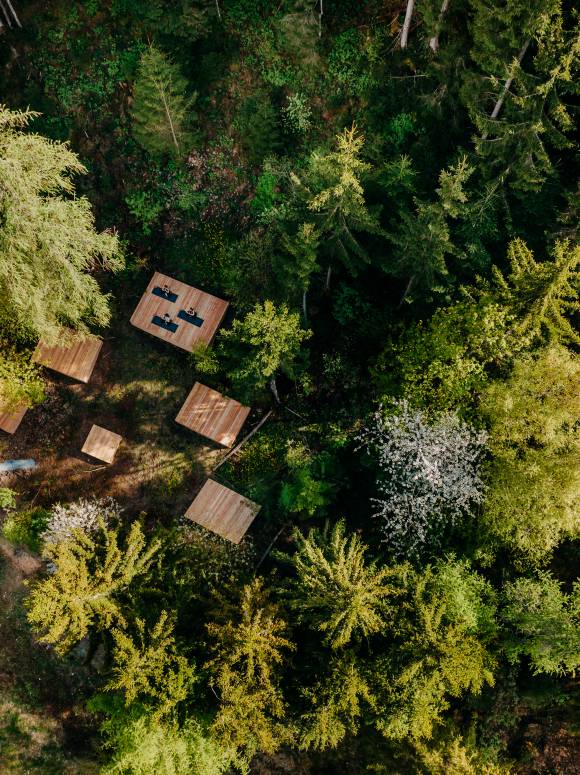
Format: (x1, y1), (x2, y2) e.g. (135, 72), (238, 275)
(206, 579), (294, 756)
(26, 522), (161, 654)
(296, 125), (382, 284)
(494, 238), (580, 346)
(283, 520), (397, 649)
(299, 653), (373, 751)
(131, 46), (196, 158)
(106, 611), (195, 718)
(0, 106), (122, 344)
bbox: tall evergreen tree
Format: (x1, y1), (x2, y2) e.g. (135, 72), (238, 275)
(131, 46), (196, 157)
(26, 522), (161, 654)
(0, 106), (122, 344)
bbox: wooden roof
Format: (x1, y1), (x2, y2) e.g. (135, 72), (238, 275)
(175, 382), (250, 447)
(33, 335), (103, 383)
(185, 479), (261, 544)
(81, 424), (122, 463)
(130, 271), (229, 352)
(0, 403), (28, 435)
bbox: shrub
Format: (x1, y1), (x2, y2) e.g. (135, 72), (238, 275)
(43, 497), (122, 546)
(2, 508), (50, 554)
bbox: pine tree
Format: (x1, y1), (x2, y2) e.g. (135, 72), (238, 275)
(0, 106), (122, 344)
(220, 300), (311, 402)
(206, 579), (294, 756)
(387, 157), (473, 302)
(494, 238), (580, 346)
(299, 653), (373, 751)
(26, 522), (161, 654)
(106, 611), (195, 718)
(131, 46), (196, 158)
(283, 520), (397, 649)
(296, 125), (382, 283)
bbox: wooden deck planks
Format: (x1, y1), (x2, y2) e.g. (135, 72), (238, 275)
(175, 382), (250, 447)
(0, 403), (28, 434)
(130, 271), (229, 352)
(185, 479), (261, 544)
(33, 335), (103, 383)
(81, 424), (122, 464)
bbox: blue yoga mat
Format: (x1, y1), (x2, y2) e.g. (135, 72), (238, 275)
(177, 309), (204, 327)
(152, 315), (179, 333)
(152, 286), (178, 303)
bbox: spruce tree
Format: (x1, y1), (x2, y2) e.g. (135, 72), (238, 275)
(131, 46), (196, 158)
(0, 106), (122, 344)
(26, 522), (161, 654)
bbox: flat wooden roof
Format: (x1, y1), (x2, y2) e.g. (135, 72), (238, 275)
(130, 271), (229, 352)
(33, 334), (103, 383)
(175, 382), (250, 447)
(185, 479), (261, 544)
(0, 403), (28, 435)
(81, 424), (122, 463)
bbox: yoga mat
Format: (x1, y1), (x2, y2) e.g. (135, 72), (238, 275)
(177, 309), (204, 327)
(152, 315), (179, 333)
(152, 286), (178, 303)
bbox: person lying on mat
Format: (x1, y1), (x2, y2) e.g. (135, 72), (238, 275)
(163, 312), (172, 325)
(162, 283), (171, 296)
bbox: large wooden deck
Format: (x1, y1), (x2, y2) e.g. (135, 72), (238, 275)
(185, 479), (261, 544)
(130, 271), (229, 352)
(33, 335), (103, 383)
(0, 403), (28, 435)
(175, 382), (250, 447)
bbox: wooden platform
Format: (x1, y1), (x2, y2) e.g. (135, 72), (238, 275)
(81, 424), (122, 464)
(33, 335), (103, 383)
(130, 271), (229, 352)
(185, 479), (261, 544)
(175, 382), (250, 447)
(0, 403), (28, 435)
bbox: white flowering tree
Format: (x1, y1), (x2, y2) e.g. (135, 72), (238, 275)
(359, 401), (487, 557)
(43, 497), (122, 546)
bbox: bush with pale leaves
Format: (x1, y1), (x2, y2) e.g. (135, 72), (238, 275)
(43, 497), (122, 546)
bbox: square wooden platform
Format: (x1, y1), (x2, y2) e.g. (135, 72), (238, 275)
(185, 479), (261, 544)
(33, 335), (103, 383)
(0, 404), (28, 435)
(81, 424), (122, 463)
(175, 382), (250, 447)
(130, 271), (229, 352)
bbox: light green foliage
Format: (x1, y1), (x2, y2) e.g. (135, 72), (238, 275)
(2, 507), (50, 554)
(417, 735), (512, 774)
(276, 222), (320, 300)
(131, 46), (196, 157)
(284, 520), (396, 648)
(299, 125), (382, 276)
(377, 296), (519, 413)
(0, 347), (44, 411)
(282, 93), (312, 134)
(220, 300), (311, 396)
(189, 342), (220, 376)
(206, 579), (294, 755)
(299, 653), (374, 751)
(279, 443), (335, 518)
(26, 521), (161, 654)
(374, 559), (496, 741)
(0, 106), (122, 343)
(481, 346), (580, 566)
(0, 487), (16, 510)
(502, 573), (580, 676)
(388, 157), (473, 301)
(106, 612), (195, 718)
(494, 238), (580, 345)
(102, 714), (241, 775)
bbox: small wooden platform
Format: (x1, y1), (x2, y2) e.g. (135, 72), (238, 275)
(175, 382), (250, 447)
(0, 404), (28, 435)
(130, 271), (229, 352)
(81, 424), (122, 464)
(33, 335), (103, 383)
(185, 479), (261, 544)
